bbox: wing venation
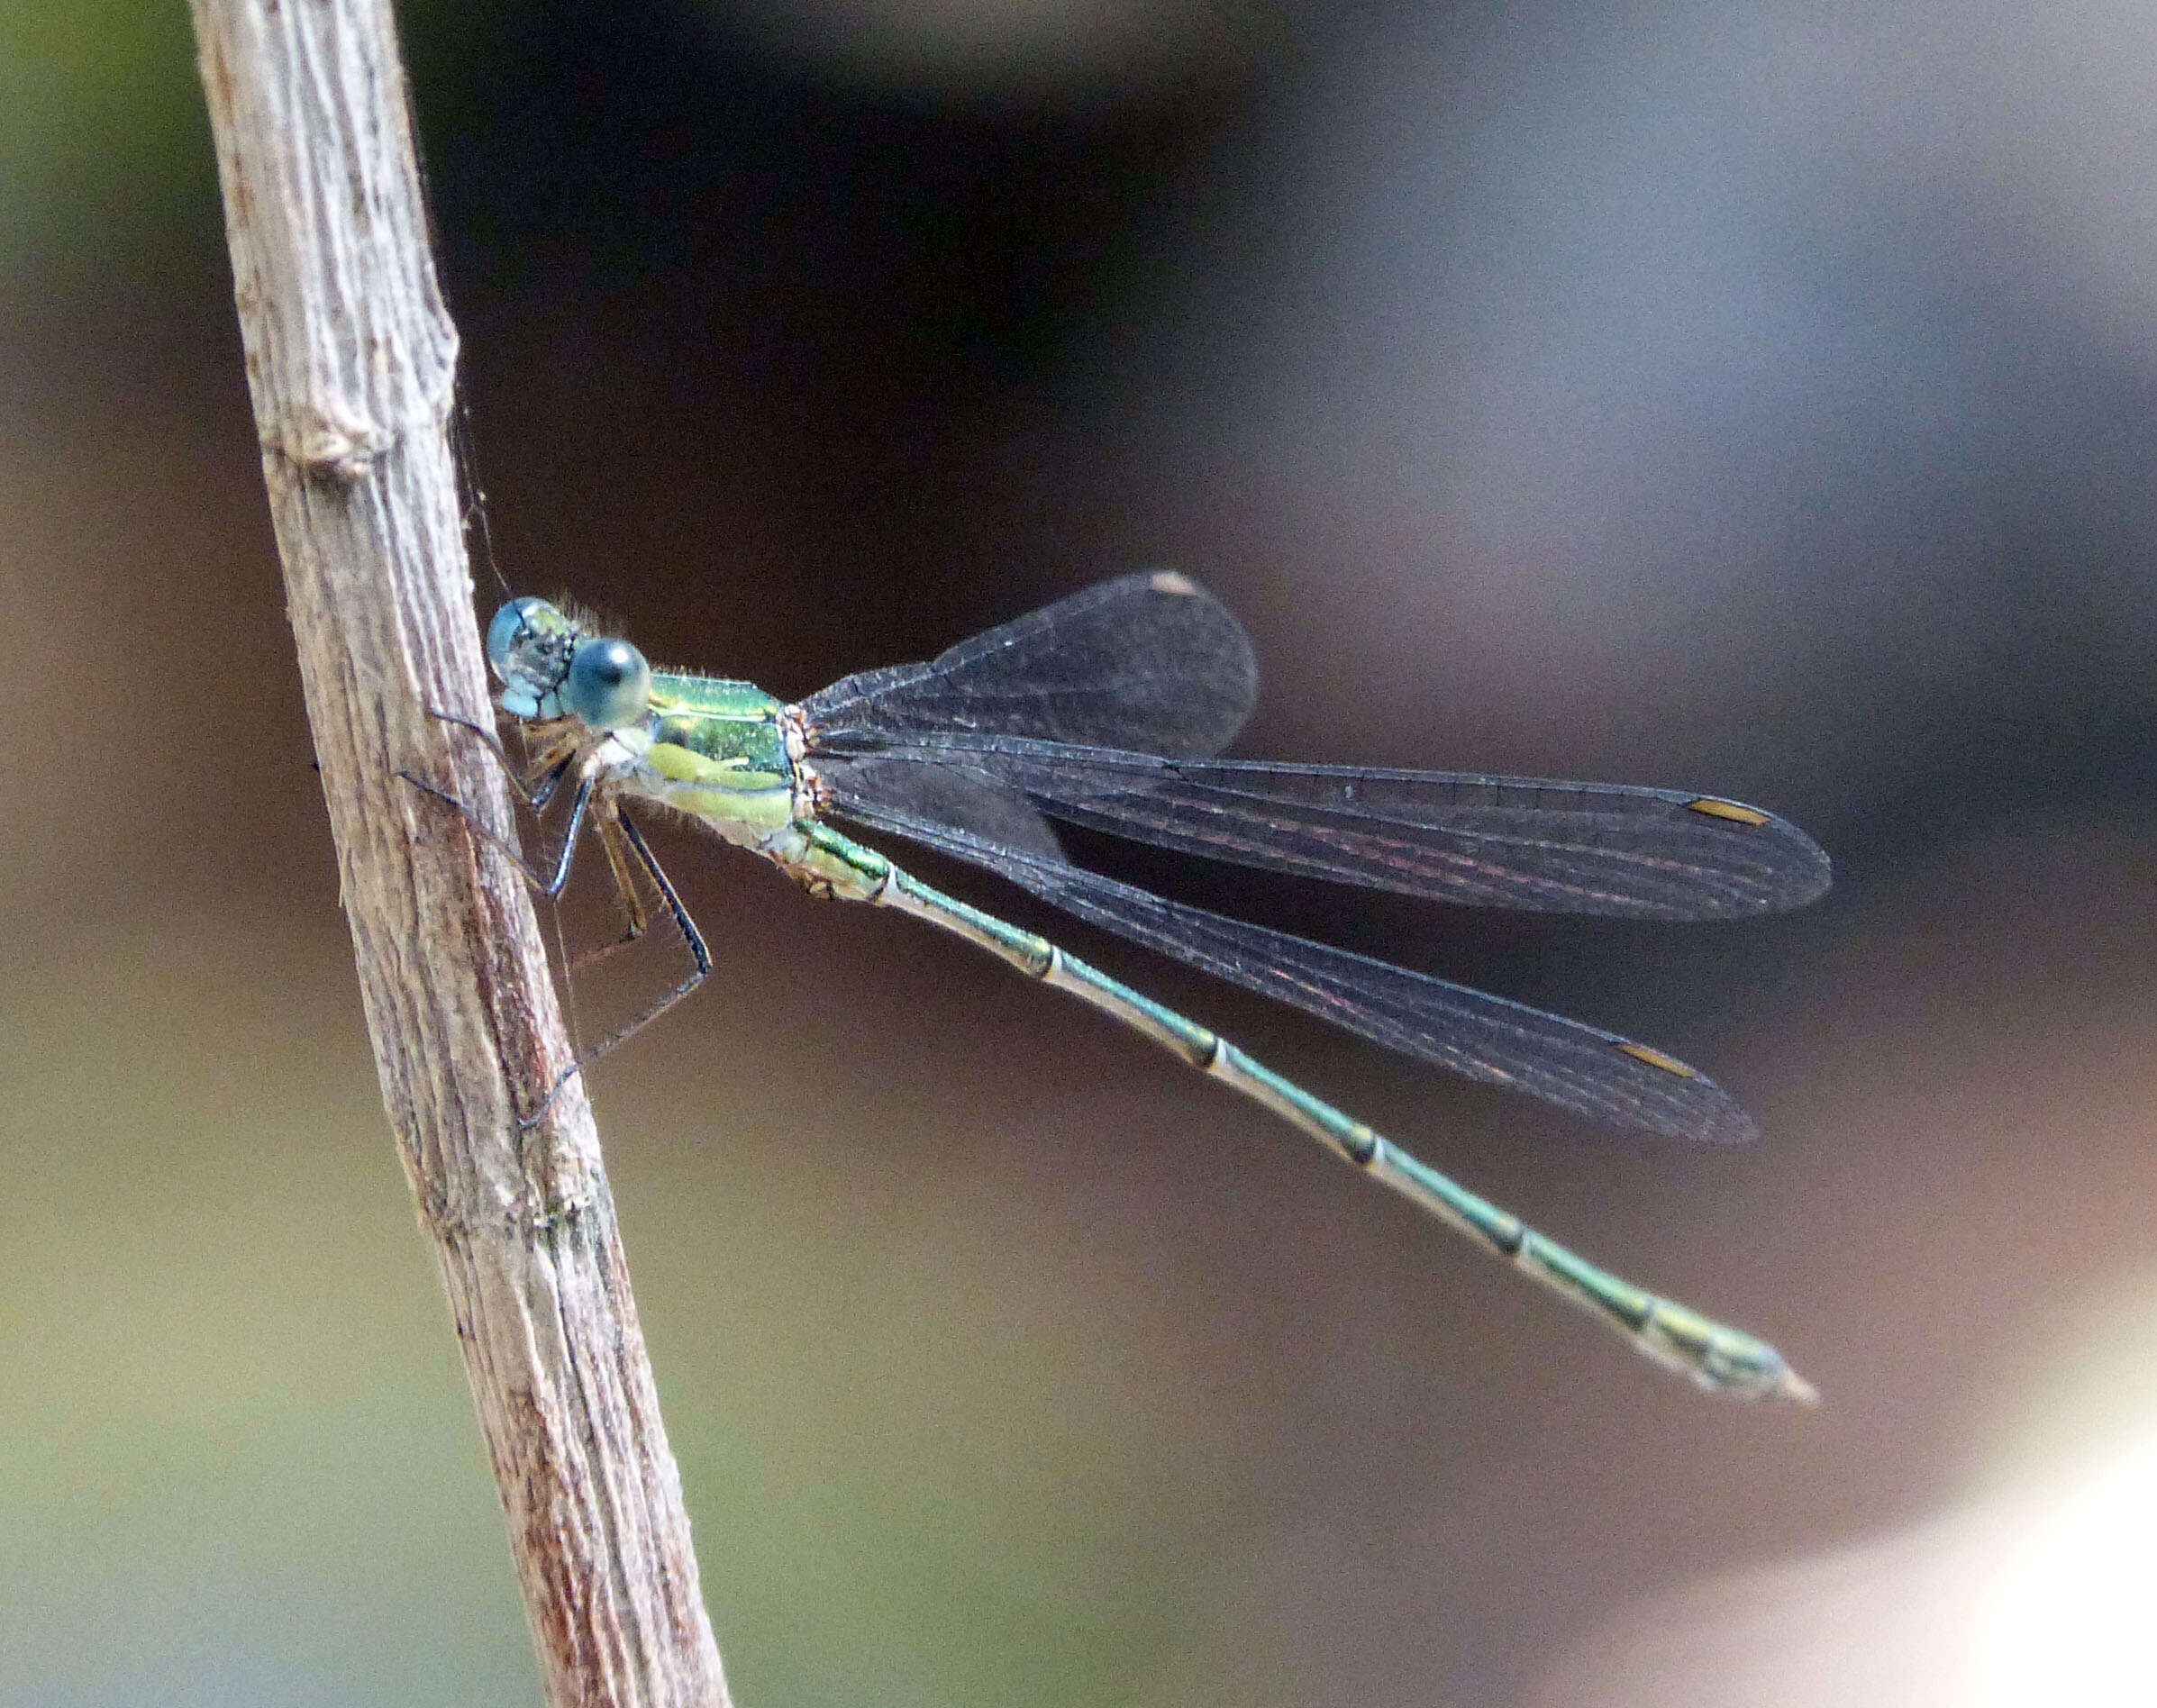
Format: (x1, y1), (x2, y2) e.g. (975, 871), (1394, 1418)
(810, 735), (1830, 920)
(825, 792), (1757, 1142)
(802, 573), (1258, 759)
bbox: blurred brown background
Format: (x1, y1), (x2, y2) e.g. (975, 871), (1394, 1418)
(7, 2), (2157, 1703)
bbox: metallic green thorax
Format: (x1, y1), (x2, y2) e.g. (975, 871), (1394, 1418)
(647, 672), (788, 764)
(634, 672), (796, 838)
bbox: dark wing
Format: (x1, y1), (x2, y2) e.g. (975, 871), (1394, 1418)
(827, 792), (1757, 1143)
(807, 752), (1067, 864)
(809, 736), (1831, 921)
(802, 571), (1258, 759)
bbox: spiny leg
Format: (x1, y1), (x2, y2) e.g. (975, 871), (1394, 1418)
(406, 721), (708, 1121)
(415, 713), (661, 964)
(609, 809), (713, 1029)
(794, 821), (1813, 1402)
(401, 711), (590, 897)
(516, 804), (713, 1129)
(404, 766), (596, 899)
(567, 809), (656, 976)
(423, 708), (580, 811)
(405, 703), (612, 905)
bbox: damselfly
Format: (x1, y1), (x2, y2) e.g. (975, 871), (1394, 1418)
(425, 572), (1829, 1401)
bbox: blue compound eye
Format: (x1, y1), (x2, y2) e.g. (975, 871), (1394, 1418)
(564, 635), (652, 731)
(487, 598), (582, 720)
(487, 597), (561, 683)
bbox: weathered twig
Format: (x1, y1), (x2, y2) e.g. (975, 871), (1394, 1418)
(188, 3), (730, 1703)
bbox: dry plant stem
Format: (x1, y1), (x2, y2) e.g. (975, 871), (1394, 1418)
(189, 2), (730, 1703)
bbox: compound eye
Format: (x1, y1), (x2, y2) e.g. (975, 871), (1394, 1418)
(487, 597), (561, 682)
(565, 636), (652, 731)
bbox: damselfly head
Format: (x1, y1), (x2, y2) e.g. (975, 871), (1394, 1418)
(485, 597), (651, 731)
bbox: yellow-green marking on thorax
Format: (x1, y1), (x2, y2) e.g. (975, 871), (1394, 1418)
(636, 672), (796, 835)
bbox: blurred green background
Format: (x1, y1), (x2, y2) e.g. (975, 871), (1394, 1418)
(8, 2), (2157, 1704)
